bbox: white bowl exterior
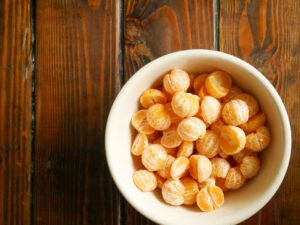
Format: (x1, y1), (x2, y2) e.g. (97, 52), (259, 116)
(105, 50), (291, 225)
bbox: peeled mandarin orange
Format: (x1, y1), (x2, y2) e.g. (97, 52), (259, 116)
(205, 71), (232, 98)
(140, 89), (167, 108)
(193, 73), (209, 93)
(240, 155), (260, 179)
(177, 141), (194, 158)
(220, 126), (246, 155)
(163, 69), (190, 94)
(157, 155), (176, 179)
(147, 104), (171, 131)
(131, 133), (148, 156)
(245, 126), (271, 152)
(161, 179), (185, 206)
(133, 170), (157, 192)
(240, 112), (266, 133)
(161, 126), (183, 148)
(171, 92), (199, 118)
(201, 96), (222, 124)
(196, 130), (220, 158)
(170, 156), (190, 179)
(141, 144), (168, 171)
(131, 110), (155, 135)
(225, 167), (245, 190)
(177, 117), (206, 141)
(211, 157), (231, 178)
(222, 99), (249, 126)
(234, 93), (259, 118)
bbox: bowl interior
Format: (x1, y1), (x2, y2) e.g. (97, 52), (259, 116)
(106, 51), (290, 225)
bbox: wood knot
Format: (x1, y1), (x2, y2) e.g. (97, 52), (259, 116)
(125, 18), (143, 45)
(45, 154), (64, 172)
(88, 0), (101, 11)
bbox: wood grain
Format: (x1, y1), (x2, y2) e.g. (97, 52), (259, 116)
(0, 0), (32, 225)
(220, 0), (300, 224)
(123, 0), (214, 224)
(124, 0), (215, 80)
(0, 0), (32, 224)
(34, 0), (122, 224)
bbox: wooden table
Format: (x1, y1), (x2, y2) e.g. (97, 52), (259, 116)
(0, 0), (299, 224)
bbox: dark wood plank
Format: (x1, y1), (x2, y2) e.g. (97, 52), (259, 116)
(34, 0), (122, 224)
(220, 0), (300, 224)
(124, 0), (215, 80)
(0, 0), (32, 224)
(123, 0), (214, 224)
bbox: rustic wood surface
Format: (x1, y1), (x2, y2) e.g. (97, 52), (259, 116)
(0, 0), (32, 224)
(0, 0), (299, 224)
(34, 0), (122, 224)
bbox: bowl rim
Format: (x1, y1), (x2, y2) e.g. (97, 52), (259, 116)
(105, 49), (292, 225)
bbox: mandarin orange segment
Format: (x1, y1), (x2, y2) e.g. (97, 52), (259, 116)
(220, 126), (246, 155)
(201, 96), (222, 124)
(133, 170), (157, 192)
(234, 93), (259, 118)
(196, 185), (224, 212)
(189, 155), (201, 180)
(197, 155), (213, 183)
(161, 179), (185, 206)
(141, 144), (168, 171)
(196, 187), (214, 212)
(163, 69), (190, 94)
(171, 156), (190, 179)
(131, 110), (155, 135)
(225, 167), (245, 190)
(181, 177), (199, 205)
(177, 141), (194, 158)
(177, 117), (206, 141)
(240, 112), (266, 133)
(207, 185), (224, 208)
(157, 155), (175, 179)
(131, 133), (148, 156)
(221, 85), (243, 103)
(161, 127), (183, 148)
(171, 92), (199, 118)
(240, 155), (260, 179)
(222, 99), (249, 126)
(196, 130), (220, 158)
(211, 157), (231, 178)
(193, 73), (209, 93)
(205, 71), (232, 98)
(140, 89), (167, 108)
(245, 126), (271, 152)
(147, 104), (171, 131)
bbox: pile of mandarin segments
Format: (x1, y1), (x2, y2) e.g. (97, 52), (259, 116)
(131, 69), (271, 212)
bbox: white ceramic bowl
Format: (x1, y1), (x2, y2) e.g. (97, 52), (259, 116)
(105, 50), (291, 225)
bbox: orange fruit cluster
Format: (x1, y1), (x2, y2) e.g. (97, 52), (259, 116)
(131, 69), (271, 212)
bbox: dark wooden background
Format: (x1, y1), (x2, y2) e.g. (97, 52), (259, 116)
(0, 0), (299, 224)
